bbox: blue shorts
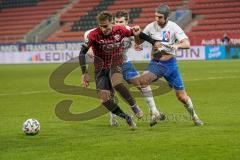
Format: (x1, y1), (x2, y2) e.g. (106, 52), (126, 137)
(146, 57), (185, 90)
(122, 61), (138, 82)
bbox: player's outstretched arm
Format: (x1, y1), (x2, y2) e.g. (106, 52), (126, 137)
(79, 45), (90, 88)
(138, 32), (158, 45)
(79, 44), (89, 73)
(132, 27), (157, 45)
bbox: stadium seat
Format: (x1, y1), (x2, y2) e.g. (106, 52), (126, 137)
(0, 0), (69, 44)
(47, 0), (184, 42)
(47, 0), (102, 42)
(188, 0), (240, 45)
(0, 0), (39, 9)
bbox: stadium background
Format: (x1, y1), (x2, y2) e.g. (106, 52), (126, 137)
(0, 0), (240, 62)
(0, 0), (240, 160)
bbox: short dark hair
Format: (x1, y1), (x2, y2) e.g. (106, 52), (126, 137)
(115, 10), (129, 21)
(97, 11), (113, 22)
(155, 4), (170, 20)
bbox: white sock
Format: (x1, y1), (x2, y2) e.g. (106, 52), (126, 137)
(141, 86), (159, 113)
(110, 112), (117, 119)
(184, 97), (198, 118)
(131, 104), (137, 108)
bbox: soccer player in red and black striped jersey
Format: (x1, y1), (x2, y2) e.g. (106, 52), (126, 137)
(79, 11), (143, 129)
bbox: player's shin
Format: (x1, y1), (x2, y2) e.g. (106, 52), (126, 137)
(103, 100), (136, 129)
(141, 86), (159, 113)
(103, 100), (128, 119)
(114, 83), (143, 118)
(184, 96), (197, 118)
(114, 83), (135, 106)
(184, 97), (203, 125)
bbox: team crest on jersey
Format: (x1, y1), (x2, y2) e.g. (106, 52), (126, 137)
(99, 40), (104, 43)
(114, 34), (121, 41)
(162, 31), (170, 42)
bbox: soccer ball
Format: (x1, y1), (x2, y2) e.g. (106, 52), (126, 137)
(22, 118), (40, 135)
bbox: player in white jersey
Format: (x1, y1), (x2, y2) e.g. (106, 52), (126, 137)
(109, 10), (166, 127)
(135, 4), (203, 126)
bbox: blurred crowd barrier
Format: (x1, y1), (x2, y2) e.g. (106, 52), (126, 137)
(0, 42), (239, 64)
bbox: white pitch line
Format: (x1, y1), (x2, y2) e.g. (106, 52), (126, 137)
(0, 75), (239, 97)
(0, 90), (53, 96)
(185, 75), (240, 82)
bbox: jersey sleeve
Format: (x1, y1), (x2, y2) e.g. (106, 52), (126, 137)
(84, 30), (91, 40)
(174, 23), (188, 42)
(121, 25), (133, 37)
(84, 29), (95, 56)
(143, 23), (152, 36)
(83, 30), (94, 48)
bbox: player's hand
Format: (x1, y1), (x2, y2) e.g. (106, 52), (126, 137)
(132, 25), (141, 36)
(154, 41), (163, 50)
(154, 41), (176, 55)
(168, 44), (179, 50)
(81, 73), (90, 88)
(134, 43), (143, 51)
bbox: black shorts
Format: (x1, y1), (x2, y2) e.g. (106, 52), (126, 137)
(95, 66), (122, 91)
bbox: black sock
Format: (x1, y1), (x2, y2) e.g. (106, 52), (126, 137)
(102, 100), (128, 119)
(114, 83), (136, 106)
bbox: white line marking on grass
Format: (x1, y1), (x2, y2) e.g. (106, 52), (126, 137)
(0, 90), (53, 96)
(185, 75), (240, 82)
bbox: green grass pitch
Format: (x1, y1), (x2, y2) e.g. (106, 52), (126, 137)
(0, 60), (240, 160)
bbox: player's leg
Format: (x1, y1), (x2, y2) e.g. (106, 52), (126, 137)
(175, 90), (203, 126)
(138, 71), (158, 86)
(109, 92), (118, 126)
(136, 72), (158, 114)
(122, 62), (156, 111)
(122, 61), (164, 122)
(110, 66), (143, 119)
(165, 66), (203, 126)
(100, 91), (136, 129)
(138, 60), (168, 126)
(138, 60), (167, 86)
(139, 83), (166, 126)
(130, 75), (166, 126)
(95, 69), (136, 129)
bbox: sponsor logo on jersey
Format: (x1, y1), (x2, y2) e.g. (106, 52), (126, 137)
(114, 34), (121, 41)
(99, 40), (105, 44)
(162, 31), (170, 42)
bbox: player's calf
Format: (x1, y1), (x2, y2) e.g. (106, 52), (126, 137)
(114, 83), (143, 119)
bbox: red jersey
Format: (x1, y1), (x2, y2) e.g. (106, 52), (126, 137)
(85, 25), (133, 70)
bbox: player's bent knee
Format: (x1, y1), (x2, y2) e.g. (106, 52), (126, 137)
(111, 73), (123, 87)
(139, 72), (157, 86)
(139, 75), (151, 86)
(140, 78), (148, 86)
(98, 90), (111, 102)
(129, 77), (141, 87)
